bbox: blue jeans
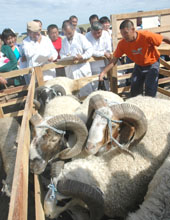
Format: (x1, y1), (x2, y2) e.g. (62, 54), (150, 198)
(131, 60), (160, 97)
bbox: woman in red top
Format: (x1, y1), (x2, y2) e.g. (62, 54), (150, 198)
(100, 19), (170, 97)
(47, 24), (62, 59)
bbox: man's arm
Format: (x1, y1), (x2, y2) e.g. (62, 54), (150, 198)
(162, 35), (170, 44)
(99, 56), (118, 81)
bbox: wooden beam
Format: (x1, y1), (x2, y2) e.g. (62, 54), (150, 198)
(0, 85), (28, 97)
(34, 175), (45, 220)
(118, 86), (130, 94)
(0, 96), (27, 107)
(0, 107), (4, 118)
(8, 70), (35, 220)
(34, 66), (44, 86)
(75, 75), (98, 91)
(0, 67), (31, 78)
(159, 68), (170, 77)
(115, 9), (170, 20)
(158, 86), (170, 97)
(158, 76), (170, 84)
(160, 58), (170, 70)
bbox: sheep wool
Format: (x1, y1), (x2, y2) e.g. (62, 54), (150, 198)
(55, 112), (170, 218)
(126, 95), (170, 121)
(126, 147), (170, 220)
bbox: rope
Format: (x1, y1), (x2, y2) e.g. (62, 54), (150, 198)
(37, 124), (66, 135)
(95, 110), (124, 149)
(48, 179), (57, 199)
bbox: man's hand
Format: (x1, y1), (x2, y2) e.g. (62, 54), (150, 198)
(73, 54), (83, 62)
(0, 77), (7, 85)
(104, 52), (111, 59)
(99, 72), (105, 81)
(48, 57), (54, 62)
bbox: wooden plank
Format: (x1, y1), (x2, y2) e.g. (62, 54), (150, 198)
(161, 14), (170, 26)
(34, 66), (44, 86)
(0, 67), (31, 78)
(0, 107), (4, 118)
(75, 75), (98, 91)
(41, 56), (106, 71)
(159, 68), (170, 77)
(2, 110), (24, 118)
(34, 175), (45, 220)
(0, 96), (27, 107)
(115, 9), (170, 20)
(160, 58), (170, 70)
(118, 86), (130, 93)
(118, 73), (131, 80)
(158, 76), (170, 84)
(158, 86), (170, 97)
(8, 71), (35, 220)
(0, 85), (28, 97)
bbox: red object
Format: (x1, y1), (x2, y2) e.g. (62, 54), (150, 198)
(52, 37), (62, 59)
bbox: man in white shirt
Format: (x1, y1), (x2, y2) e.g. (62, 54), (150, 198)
(22, 21), (58, 82)
(86, 21), (112, 90)
(60, 22), (93, 97)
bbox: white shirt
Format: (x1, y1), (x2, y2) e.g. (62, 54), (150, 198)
(86, 30), (112, 74)
(60, 32), (93, 79)
(22, 35), (58, 81)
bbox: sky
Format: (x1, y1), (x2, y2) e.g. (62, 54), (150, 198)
(0, 0), (169, 34)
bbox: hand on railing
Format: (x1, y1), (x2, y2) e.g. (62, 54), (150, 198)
(73, 54), (83, 63)
(0, 76), (7, 85)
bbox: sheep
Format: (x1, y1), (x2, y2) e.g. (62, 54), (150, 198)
(29, 91), (125, 174)
(126, 148), (170, 220)
(29, 96), (87, 174)
(44, 77), (76, 95)
(44, 112), (170, 219)
(84, 95), (170, 156)
(0, 117), (20, 196)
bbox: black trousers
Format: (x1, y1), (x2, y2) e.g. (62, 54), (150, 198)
(131, 60), (160, 97)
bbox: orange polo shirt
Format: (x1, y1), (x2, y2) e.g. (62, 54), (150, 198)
(114, 30), (163, 66)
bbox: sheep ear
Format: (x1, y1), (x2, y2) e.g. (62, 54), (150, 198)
(30, 113), (43, 126)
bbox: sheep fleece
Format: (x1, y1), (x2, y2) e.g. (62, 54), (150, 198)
(57, 113), (170, 218)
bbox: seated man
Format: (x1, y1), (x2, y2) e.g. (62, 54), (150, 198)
(22, 21), (58, 81)
(86, 21), (112, 90)
(60, 22), (93, 97)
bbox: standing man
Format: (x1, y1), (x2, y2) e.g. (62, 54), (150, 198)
(99, 19), (170, 97)
(60, 22), (93, 97)
(86, 21), (112, 90)
(22, 21), (58, 81)
(47, 24), (62, 59)
(69, 15), (80, 33)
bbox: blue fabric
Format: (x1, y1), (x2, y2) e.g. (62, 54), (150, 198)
(13, 47), (20, 61)
(131, 60), (160, 97)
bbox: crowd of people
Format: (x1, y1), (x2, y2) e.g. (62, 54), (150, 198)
(0, 13), (170, 97)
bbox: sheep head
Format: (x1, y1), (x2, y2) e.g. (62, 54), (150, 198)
(44, 177), (104, 220)
(85, 95), (147, 155)
(29, 113), (88, 174)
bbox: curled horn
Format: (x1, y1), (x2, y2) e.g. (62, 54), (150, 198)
(87, 94), (108, 128)
(110, 103), (147, 147)
(57, 179), (104, 220)
(51, 84), (66, 96)
(46, 114), (88, 159)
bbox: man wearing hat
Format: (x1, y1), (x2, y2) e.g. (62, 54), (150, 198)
(21, 21), (58, 82)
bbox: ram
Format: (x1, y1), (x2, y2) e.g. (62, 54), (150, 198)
(44, 112), (170, 219)
(29, 91), (124, 174)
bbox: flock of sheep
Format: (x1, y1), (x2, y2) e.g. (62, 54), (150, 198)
(0, 76), (170, 220)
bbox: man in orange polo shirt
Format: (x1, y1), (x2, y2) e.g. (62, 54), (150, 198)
(99, 19), (170, 97)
